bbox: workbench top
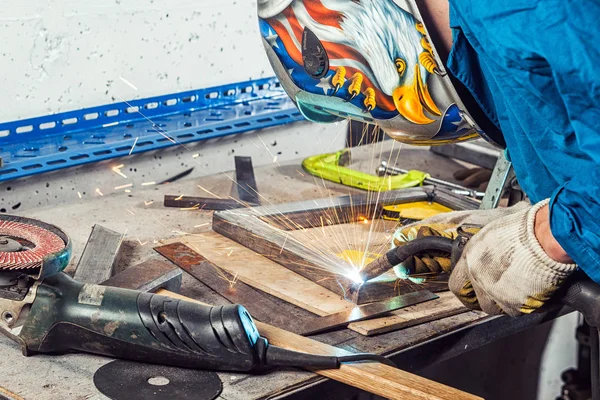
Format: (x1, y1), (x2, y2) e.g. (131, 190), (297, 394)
(0, 142), (490, 399)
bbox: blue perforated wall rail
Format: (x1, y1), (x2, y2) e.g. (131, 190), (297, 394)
(0, 78), (304, 182)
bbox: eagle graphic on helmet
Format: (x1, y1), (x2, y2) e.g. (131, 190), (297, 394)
(258, 0), (483, 145)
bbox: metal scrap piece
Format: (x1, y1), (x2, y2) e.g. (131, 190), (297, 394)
(101, 259), (182, 293)
(74, 225), (124, 284)
(234, 156), (260, 204)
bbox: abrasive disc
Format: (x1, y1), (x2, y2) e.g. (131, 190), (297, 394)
(93, 360), (223, 400)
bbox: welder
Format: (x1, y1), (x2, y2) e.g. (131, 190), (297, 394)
(258, 0), (600, 316)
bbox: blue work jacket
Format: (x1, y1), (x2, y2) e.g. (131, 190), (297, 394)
(447, 0), (600, 283)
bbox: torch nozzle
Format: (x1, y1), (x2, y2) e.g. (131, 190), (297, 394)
(359, 236), (454, 282)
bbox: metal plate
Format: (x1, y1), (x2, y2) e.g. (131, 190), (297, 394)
(93, 360), (223, 400)
(299, 290), (439, 336)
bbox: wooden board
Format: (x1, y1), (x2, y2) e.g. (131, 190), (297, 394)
(172, 231), (354, 316)
(213, 187), (479, 304)
(158, 289), (483, 400)
(348, 291), (469, 336)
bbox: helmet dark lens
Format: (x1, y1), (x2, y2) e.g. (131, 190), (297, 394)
(302, 28), (329, 79)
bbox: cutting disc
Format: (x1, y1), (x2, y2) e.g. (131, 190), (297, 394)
(0, 215), (69, 273)
(94, 360), (223, 400)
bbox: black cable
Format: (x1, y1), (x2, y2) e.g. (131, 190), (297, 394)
(337, 354), (397, 368)
(265, 345), (396, 370)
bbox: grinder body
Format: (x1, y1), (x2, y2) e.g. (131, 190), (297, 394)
(14, 273), (265, 372)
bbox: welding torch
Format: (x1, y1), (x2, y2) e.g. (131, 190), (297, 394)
(359, 230), (600, 400)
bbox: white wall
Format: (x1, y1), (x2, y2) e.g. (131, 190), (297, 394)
(0, 0), (273, 121)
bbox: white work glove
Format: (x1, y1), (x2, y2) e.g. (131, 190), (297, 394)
(393, 200), (578, 316)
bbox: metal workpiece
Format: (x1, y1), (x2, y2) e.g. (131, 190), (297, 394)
(101, 259), (183, 294)
(74, 224), (124, 285)
(480, 154), (514, 210)
(429, 141), (500, 170)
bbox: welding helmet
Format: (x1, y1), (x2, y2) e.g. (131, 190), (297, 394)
(258, 0), (502, 147)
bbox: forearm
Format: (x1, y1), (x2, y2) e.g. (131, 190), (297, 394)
(534, 204), (573, 264)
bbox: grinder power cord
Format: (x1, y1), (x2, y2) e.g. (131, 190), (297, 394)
(0, 215), (392, 372)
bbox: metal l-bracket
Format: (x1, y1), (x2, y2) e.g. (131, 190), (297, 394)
(480, 153), (514, 210)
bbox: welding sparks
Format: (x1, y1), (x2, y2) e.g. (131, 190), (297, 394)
(114, 183), (133, 190)
(125, 189), (132, 193)
(126, 208), (136, 216)
(144, 200), (154, 206)
(129, 137), (139, 155)
(227, 250), (233, 257)
(192, 153), (200, 158)
(180, 204), (200, 211)
(112, 164), (127, 178)
(137, 238), (148, 246)
(280, 235), (288, 254)
(141, 181), (156, 186)
(95, 188), (104, 196)
(197, 185), (221, 199)
(194, 223), (210, 228)
(119, 76), (139, 91)
(77, 191), (82, 199)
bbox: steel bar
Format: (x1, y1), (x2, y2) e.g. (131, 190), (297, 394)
(429, 141), (499, 170)
(298, 290), (438, 336)
(74, 224), (124, 284)
(378, 161), (484, 198)
(480, 154), (514, 210)
(163, 195), (255, 210)
(101, 259), (182, 293)
(235, 156), (260, 204)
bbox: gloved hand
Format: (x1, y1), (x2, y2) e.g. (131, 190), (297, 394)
(392, 200), (578, 316)
(392, 202), (529, 281)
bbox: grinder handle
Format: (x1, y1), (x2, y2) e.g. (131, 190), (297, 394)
(16, 272), (264, 372)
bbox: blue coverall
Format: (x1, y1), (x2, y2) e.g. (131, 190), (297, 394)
(447, 0), (600, 283)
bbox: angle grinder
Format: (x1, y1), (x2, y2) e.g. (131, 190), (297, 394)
(0, 215), (391, 372)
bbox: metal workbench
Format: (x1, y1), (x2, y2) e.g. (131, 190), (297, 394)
(0, 139), (573, 400)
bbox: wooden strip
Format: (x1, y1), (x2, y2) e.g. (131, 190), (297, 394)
(101, 259), (182, 293)
(157, 289), (482, 400)
(74, 224), (124, 284)
(348, 292), (469, 336)
(174, 232), (354, 316)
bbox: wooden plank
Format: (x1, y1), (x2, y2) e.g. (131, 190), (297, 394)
(175, 232), (354, 316)
(157, 289), (483, 400)
(348, 292), (469, 336)
(212, 188), (471, 304)
(74, 224), (124, 284)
